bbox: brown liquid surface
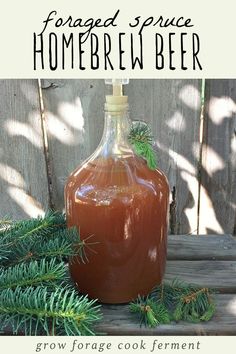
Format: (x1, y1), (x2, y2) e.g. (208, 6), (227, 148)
(65, 156), (169, 303)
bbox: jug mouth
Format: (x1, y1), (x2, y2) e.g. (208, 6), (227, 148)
(104, 95), (129, 113)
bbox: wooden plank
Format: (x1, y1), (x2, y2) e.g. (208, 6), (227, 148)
(168, 234), (236, 260)
(0, 80), (49, 219)
(126, 80), (202, 235)
(199, 80), (236, 235)
(165, 260), (236, 292)
(97, 294), (236, 335)
(41, 79), (105, 210)
(2, 294), (235, 336)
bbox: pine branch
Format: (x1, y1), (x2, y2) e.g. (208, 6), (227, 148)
(0, 286), (102, 335)
(129, 121), (157, 170)
(0, 259), (69, 291)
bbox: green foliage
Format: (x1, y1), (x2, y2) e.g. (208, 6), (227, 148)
(0, 212), (102, 336)
(0, 211), (66, 262)
(130, 280), (215, 328)
(129, 121), (157, 170)
(5, 227), (86, 266)
(10, 210), (64, 238)
(172, 285), (216, 323)
(0, 259), (69, 291)
(130, 296), (170, 327)
(0, 211), (92, 266)
(0, 286), (101, 335)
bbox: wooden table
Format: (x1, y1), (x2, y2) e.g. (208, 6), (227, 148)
(97, 235), (236, 335)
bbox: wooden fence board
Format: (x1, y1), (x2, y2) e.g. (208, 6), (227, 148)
(199, 80), (236, 235)
(1, 79), (235, 234)
(41, 79), (105, 209)
(126, 80), (202, 234)
(0, 80), (49, 218)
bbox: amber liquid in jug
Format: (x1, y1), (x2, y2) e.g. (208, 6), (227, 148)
(65, 82), (169, 303)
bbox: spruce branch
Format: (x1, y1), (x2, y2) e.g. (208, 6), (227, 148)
(0, 213), (91, 267)
(0, 286), (102, 335)
(0, 212), (101, 335)
(0, 259), (69, 291)
(150, 279), (184, 309)
(130, 280), (215, 327)
(172, 285), (215, 323)
(129, 121), (157, 170)
(5, 227), (94, 266)
(130, 296), (170, 328)
(0, 210), (66, 253)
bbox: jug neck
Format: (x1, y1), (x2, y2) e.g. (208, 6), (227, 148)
(97, 110), (134, 158)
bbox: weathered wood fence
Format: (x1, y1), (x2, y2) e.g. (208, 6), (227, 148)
(0, 79), (235, 235)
